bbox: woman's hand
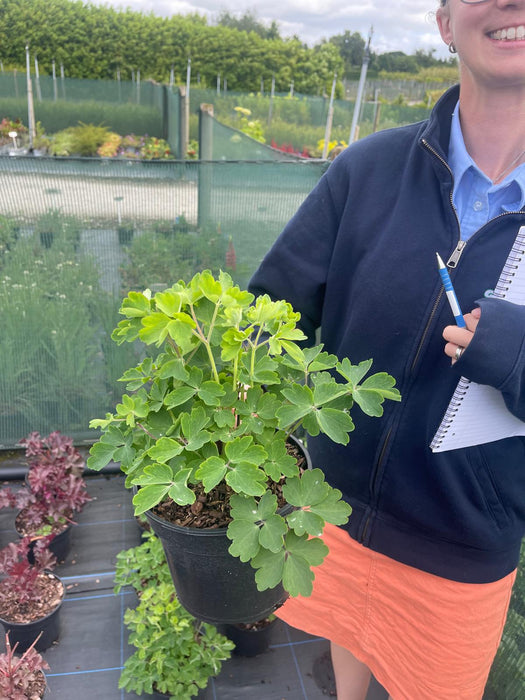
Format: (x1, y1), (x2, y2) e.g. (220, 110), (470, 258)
(442, 307), (481, 363)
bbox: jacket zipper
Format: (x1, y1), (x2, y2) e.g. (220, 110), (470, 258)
(359, 138), (458, 543)
(359, 139), (525, 545)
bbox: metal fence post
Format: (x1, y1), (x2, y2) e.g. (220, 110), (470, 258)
(198, 103), (213, 229)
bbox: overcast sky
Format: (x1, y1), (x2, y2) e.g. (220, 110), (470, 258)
(87, 0), (450, 59)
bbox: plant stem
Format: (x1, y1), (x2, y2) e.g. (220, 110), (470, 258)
(136, 423), (159, 440)
(189, 304), (220, 383)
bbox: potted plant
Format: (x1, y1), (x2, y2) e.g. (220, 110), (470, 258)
(34, 209), (61, 249)
(115, 531), (234, 698)
(0, 536), (64, 652)
(0, 632), (49, 699)
(1, 431), (90, 562)
(88, 270), (400, 623)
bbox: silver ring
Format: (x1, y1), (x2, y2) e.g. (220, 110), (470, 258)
(454, 346), (464, 361)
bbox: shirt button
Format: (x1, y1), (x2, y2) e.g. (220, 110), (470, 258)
(473, 200), (484, 211)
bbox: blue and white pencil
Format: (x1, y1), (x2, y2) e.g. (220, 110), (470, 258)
(436, 252), (466, 328)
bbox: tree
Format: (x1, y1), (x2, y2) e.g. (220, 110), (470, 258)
(374, 51), (419, 74)
(328, 31), (365, 77)
(216, 10), (280, 40)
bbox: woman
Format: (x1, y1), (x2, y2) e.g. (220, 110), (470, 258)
(249, 1), (525, 698)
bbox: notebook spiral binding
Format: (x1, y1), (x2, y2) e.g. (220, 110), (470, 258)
(430, 229), (525, 451)
(430, 380), (471, 448)
(493, 240), (525, 298)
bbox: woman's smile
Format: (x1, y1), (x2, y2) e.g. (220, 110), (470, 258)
(487, 25), (525, 41)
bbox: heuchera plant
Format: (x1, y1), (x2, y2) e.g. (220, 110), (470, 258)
(88, 271), (401, 597)
(0, 633), (49, 700)
(14, 431), (90, 535)
(0, 537), (56, 607)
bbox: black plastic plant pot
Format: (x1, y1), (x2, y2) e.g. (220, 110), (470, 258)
(28, 525), (72, 565)
(0, 573), (64, 653)
(16, 515), (73, 565)
(117, 227), (134, 245)
(39, 231), (54, 248)
(217, 618), (276, 657)
(145, 507), (288, 625)
(144, 436), (311, 625)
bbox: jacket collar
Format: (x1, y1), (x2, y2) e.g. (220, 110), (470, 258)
(420, 84), (460, 162)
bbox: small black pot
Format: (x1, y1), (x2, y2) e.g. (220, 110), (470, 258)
(218, 617), (276, 657)
(117, 227), (134, 245)
(16, 513), (73, 564)
(0, 573), (64, 652)
(39, 231), (54, 248)
(29, 525), (72, 565)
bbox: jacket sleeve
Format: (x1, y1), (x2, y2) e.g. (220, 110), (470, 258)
(456, 296), (525, 420)
(248, 161), (345, 345)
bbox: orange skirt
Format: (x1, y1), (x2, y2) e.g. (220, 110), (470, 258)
(277, 524), (516, 700)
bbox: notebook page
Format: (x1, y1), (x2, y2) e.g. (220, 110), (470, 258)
(431, 226), (525, 452)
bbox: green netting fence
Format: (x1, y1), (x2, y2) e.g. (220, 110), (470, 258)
(188, 87), (434, 130)
(0, 155), (326, 448)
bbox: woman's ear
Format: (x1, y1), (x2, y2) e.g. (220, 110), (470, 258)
(436, 6), (453, 46)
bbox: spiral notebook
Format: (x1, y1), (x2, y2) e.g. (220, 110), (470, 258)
(431, 226), (525, 453)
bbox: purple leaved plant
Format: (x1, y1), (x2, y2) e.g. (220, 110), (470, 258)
(16, 431), (90, 534)
(0, 632), (49, 700)
(0, 536), (56, 606)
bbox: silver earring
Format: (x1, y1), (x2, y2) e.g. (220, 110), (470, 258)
(448, 42), (457, 54)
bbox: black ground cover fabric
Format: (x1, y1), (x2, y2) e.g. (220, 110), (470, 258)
(0, 473), (388, 699)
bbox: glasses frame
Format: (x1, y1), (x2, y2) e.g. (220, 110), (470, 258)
(460, 0), (491, 4)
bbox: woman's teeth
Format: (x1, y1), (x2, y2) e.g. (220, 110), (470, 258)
(489, 26), (525, 41)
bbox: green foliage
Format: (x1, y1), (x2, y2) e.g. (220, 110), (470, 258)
(485, 543), (525, 700)
(0, 98), (162, 139)
(115, 532), (234, 698)
(0, 215), (18, 257)
(34, 209), (81, 250)
(217, 9), (280, 40)
(88, 271), (400, 597)
(0, 0), (454, 95)
(233, 107), (266, 143)
(120, 227), (227, 294)
(49, 122), (111, 157)
(0, 232), (112, 437)
(114, 530), (173, 594)
(139, 136), (173, 160)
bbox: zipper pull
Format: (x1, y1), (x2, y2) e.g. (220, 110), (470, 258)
(447, 240), (466, 268)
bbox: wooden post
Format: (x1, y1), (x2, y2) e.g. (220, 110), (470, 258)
(52, 60), (58, 101)
(179, 85), (189, 160)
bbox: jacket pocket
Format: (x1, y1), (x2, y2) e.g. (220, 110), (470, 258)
(467, 446), (510, 530)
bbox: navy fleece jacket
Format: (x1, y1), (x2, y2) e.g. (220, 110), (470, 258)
(249, 85), (525, 584)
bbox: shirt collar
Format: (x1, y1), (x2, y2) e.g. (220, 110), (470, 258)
(449, 101), (525, 212)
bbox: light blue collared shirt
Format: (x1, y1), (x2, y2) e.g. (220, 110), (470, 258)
(448, 103), (525, 241)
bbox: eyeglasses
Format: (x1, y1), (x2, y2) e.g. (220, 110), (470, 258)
(441, 0), (491, 4)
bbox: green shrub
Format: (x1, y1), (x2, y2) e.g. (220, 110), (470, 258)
(115, 532), (234, 698)
(120, 226), (227, 294)
(49, 122), (111, 157)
